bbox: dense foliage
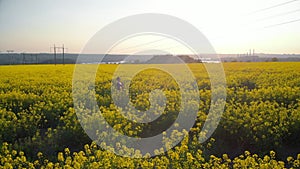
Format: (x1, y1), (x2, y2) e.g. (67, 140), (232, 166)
(0, 63), (299, 168)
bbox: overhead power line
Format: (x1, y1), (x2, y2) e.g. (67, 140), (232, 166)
(108, 1), (300, 55)
(264, 18), (300, 28)
(251, 0), (300, 14)
(114, 38), (167, 53)
(257, 8), (300, 21)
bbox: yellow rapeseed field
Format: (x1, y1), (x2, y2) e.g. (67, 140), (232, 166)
(0, 63), (300, 168)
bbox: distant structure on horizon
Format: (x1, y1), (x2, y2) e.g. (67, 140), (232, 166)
(0, 52), (300, 65)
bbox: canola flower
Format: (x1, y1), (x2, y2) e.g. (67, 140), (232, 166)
(0, 63), (299, 168)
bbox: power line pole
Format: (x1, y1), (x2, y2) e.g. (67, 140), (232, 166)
(62, 44), (65, 65)
(51, 44), (67, 65)
(22, 53), (25, 64)
(50, 44), (57, 65)
(31, 54), (34, 63)
(54, 44), (56, 65)
(7, 50), (14, 65)
(22, 53), (38, 64)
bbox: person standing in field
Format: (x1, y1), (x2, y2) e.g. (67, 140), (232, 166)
(116, 77), (123, 90)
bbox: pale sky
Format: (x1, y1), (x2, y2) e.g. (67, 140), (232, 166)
(0, 0), (300, 54)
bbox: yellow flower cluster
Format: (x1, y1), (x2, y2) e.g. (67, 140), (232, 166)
(0, 63), (299, 168)
(1, 142), (300, 168)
